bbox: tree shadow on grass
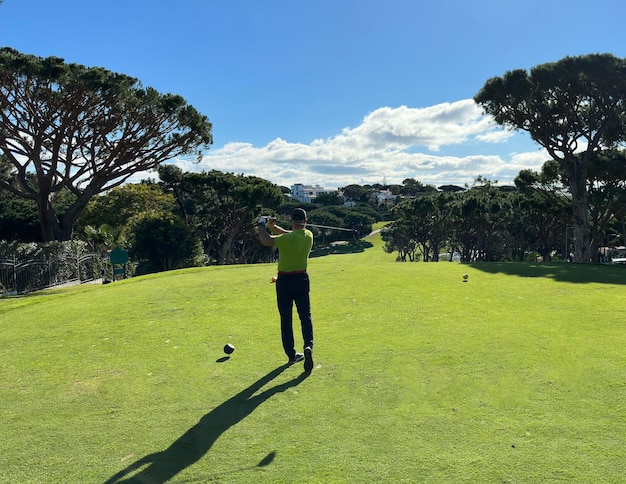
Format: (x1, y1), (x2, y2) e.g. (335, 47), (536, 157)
(104, 364), (309, 483)
(473, 262), (626, 285)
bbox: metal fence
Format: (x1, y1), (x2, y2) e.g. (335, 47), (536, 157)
(0, 252), (103, 295)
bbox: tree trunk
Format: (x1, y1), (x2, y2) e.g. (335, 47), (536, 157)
(217, 218), (245, 265)
(37, 196), (65, 242)
(37, 189), (93, 242)
(564, 156), (593, 262)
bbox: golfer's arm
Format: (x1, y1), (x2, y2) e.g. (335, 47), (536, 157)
(269, 224), (289, 235)
(257, 225), (276, 246)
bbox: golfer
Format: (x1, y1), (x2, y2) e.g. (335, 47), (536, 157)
(257, 208), (314, 372)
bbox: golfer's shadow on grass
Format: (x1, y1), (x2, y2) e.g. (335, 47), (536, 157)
(104, 364), (309, 484)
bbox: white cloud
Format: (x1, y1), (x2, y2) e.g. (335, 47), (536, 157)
(348, 100), (500, 151)
(157, 98), (545, 189)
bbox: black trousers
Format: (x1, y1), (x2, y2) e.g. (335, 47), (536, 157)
(276, 273), (314, 359)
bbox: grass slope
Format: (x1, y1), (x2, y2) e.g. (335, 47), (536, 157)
(1, 232), (625, 483)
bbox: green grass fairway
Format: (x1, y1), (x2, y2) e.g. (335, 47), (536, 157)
(2, 232), (625, 483)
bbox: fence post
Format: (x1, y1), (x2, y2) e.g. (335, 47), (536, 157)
(13, 255), (17, 291)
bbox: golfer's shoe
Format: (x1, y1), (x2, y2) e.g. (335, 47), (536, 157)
(289, 353), (304, 364)
(304, 346), (314, 372)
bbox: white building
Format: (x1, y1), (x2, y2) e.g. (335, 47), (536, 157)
(291, 184), (337, 203)
(375, 189), (397, 206)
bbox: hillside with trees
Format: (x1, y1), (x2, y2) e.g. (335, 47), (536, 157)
(3, 52), (626, 277)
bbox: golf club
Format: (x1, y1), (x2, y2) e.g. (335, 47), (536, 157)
(278, 219), (360, 238)
(254, 216), (361, 238)
(304, 222), (355, 232)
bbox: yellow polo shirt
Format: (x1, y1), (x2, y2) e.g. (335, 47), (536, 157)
(274, 229), (313, 272)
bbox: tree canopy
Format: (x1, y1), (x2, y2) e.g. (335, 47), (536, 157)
(0, 47), (213, 241)
(158, 167), (284, 265)
(474, 53), (626, 262)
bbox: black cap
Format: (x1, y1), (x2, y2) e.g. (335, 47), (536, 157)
(292, 208), (307, 221)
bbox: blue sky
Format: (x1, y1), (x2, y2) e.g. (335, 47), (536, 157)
(2, 0), (626, 189)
